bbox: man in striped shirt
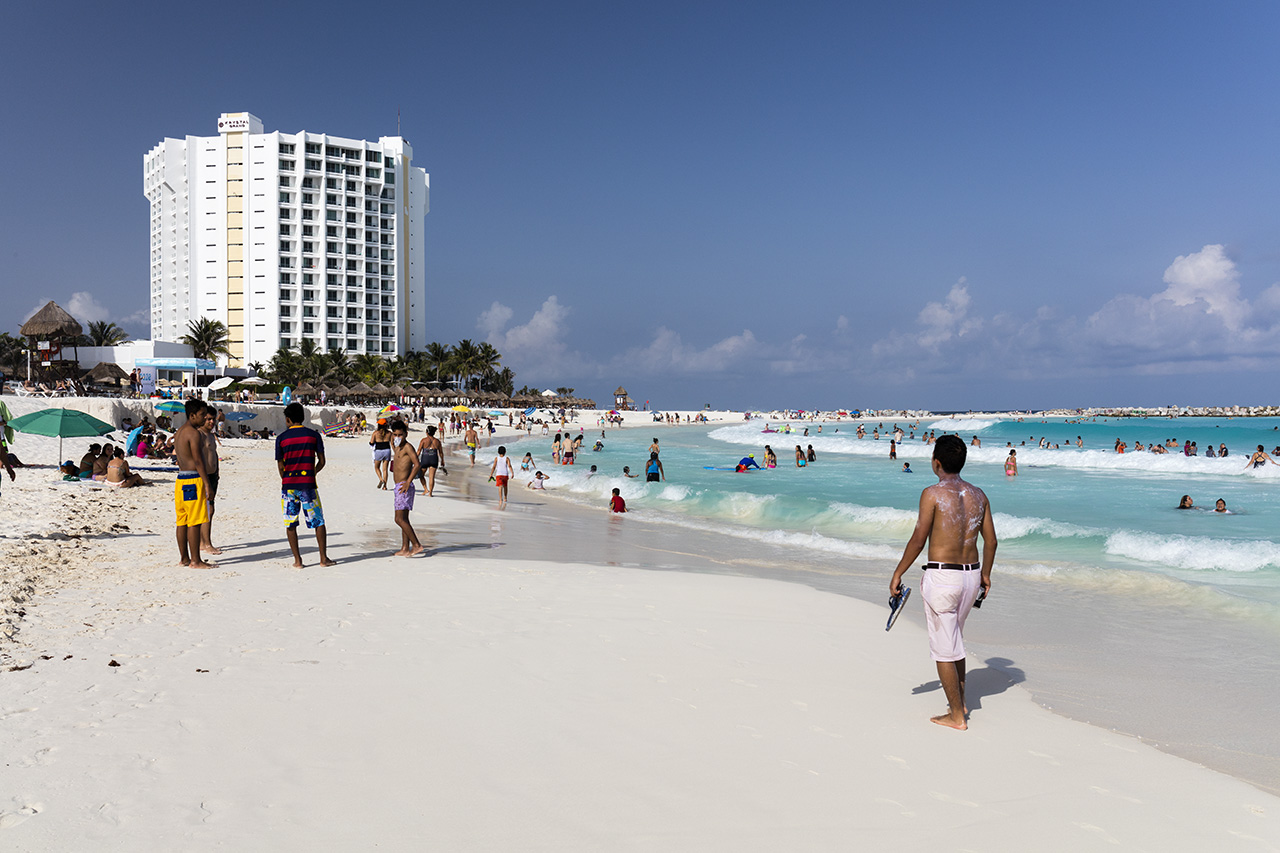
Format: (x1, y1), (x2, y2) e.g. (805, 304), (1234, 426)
(275, 402), (336, 568)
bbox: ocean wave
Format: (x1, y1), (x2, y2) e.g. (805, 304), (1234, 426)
(926, 418), (1000, 432)
(992, 513), (1100, 540)
(1104, 530), (1280, 572)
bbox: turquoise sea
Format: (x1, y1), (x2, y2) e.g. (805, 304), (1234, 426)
(479, 413), (1280, 792)
(501, 415), (1280, 622)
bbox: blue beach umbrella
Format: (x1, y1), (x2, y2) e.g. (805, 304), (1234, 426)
(523, 407), (536, 416)
(126, 425), (144, 455)
(224, 411), (256, 422)
(154, 400), (185, 413)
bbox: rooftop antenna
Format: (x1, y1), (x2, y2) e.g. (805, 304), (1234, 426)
(397, 107), (401, 137)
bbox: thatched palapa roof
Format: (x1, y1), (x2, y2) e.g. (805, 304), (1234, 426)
(21, 301), (83, 338)
(82, 362), (129, 383)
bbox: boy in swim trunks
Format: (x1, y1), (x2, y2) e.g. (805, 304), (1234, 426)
(389, 419), (423, 557)
(465, 424), (479, 466)
(889, 434), (997, 731)
(489, 445), (514, 509)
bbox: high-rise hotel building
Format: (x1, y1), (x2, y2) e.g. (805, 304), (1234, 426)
(144, 112), (429, 367)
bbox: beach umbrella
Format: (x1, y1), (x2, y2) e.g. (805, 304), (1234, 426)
(239, 377), (269, 386)
(523, 407), (536, 416)
(125, 425), (144, 455)
(322, 423), (346, 437)
(208, 376), (236, 391)
(379, 404), (402, 413)
(7, 407), (116, 464)
(452, 405), (471, 413)
(224, 411), (256, 421)
(154, 400), (185, 413)
(488, 410), (504, 417)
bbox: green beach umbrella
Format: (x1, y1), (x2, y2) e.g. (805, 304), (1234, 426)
(154, 400), (186, 413)
(7, 408), (117, 465)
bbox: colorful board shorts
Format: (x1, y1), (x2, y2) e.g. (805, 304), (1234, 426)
(921, 566), (982, 662)
(495, 475), (509, 488)
(175, 473), (210, 527)
(282, 488), (325, 529)
(394, 482), (416, 511)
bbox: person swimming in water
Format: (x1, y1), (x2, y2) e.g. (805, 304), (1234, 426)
(1215, 498), (1229, 513)
(1004, 449), (1017, 477)
(1245, 445), (1278, 470)
(806, 444), (815, 462)
(902, 462), (912, 473)
(1177, 495), (1194, 509)
(795, 445), (806, 467)
(737, 454), (761, 471)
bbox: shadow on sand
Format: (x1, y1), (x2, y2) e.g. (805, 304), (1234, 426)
(911, 656), (1027, 713)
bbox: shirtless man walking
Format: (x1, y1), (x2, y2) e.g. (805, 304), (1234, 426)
(464, 423), (479, 467)
(389, 419), (424, 557)
(415, 424), (446, 496)
(174, 399), (216, 569)
(889, 435), (997, 731)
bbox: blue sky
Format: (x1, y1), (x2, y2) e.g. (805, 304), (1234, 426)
(5, 1), (1280, 410)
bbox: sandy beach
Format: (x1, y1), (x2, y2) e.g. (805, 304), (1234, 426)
(2, 403), (1280, 850)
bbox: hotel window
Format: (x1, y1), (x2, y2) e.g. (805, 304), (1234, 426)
(305, 158), (321, 171)
(326, 194), (338, 206)
(279, 192), (291, 203)
(279, 176), (293, 187)
(302, 273), (314, 285)
(303, 241), (314, 253)
(279, 240), (291, 252)
(302, 193), (314, 205)
(346, 181), (358, 191)
(346, 212), (357, 223)
(279, 159), (295, 170)
(366, 150), (380, 162)
(327, 242), (339, 253)
(279, 224), (292, 235)
(385, 170), (395, 184)
(280, 143), (295, 154)
(302, 177), (316, 189)
(302, 225), (314, 236)
(326, 178), (339, 189)
(306, 142), (321, 154)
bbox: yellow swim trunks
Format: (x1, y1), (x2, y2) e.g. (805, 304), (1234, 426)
(175, 473), (210, 527)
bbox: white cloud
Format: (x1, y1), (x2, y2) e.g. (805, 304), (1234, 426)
(617, 327), (759, 375)
(1085, 244), (1250, 354)
(478, 295), (573, 376)
(65, 291), (112, 325)
(915, 278), (982, 350)
(867, 244), (1280, 380)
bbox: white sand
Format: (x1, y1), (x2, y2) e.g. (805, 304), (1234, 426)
(2, 403), (1279, 849)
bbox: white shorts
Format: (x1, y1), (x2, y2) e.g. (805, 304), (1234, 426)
(372, 448), (392, 462)
(921, 568), (982, 662)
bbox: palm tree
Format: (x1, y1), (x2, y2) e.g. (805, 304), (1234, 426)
(267, 347), (302, 385)
(88, 320), (129, 347)
(0, 332), (27, 376)
(352, 352), (391, 385)
(475, 342), (502, 390)
(423, 341), (452, 386)
(492, 366), (516, 397)
(246, 361), (265, 376)
(181, 318), (232, 362)
(320, 347), (350, 386)
(452, 339), (482, 390)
